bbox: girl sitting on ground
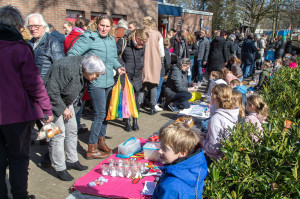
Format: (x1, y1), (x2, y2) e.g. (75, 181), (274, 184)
(164, 58), (197, 111)
(229, 56), (243, 81)
(245, 95), (268, 142)
(221, 67), (238, 85)
(232, 90), (245, 123)
(273, 58), (282, 73)
(200, 84), (239, 163)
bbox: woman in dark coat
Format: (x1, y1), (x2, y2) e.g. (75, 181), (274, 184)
(207, 31), (229, 73)
(164, 58), (196, 111)
(275, 35), (285, 59)
(241, 34), (258, 77)
(116, 29), (149, 132)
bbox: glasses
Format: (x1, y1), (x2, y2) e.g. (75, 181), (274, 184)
(27, 25), (42, 30)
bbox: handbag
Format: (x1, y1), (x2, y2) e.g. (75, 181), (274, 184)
(106, 74), (138, 120)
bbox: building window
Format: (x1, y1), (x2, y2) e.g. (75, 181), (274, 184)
(66, 10), (84, 22)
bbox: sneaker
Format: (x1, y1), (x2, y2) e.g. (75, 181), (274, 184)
(155, 104), (163, 112)
(168, 103), (179, 112)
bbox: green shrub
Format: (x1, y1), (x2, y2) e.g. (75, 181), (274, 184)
(203, 66), (300, 199)
(261, 66), (300, 121)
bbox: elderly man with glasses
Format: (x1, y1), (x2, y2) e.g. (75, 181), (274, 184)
(26, 13), (65, 79)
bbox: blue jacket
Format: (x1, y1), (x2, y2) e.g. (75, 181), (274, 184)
(68, 30), (122, 88)
(234, 85), (247, 105)
(28, 32), (65, 78)
(152, 148), (207, 199)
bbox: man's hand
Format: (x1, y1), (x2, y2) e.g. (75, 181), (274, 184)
(203, 61), (207, 65)
(63, 108), (73, 120)
(43, 115), (54, 124)
(118, 67), (126, 75)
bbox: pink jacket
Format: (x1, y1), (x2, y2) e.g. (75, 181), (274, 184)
(0, 40), (52, 125)
(225, 73), (238, 85)
(245, 112), (266, 142)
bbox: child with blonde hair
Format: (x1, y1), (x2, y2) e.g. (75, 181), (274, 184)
(229, 56), (243, 81)
(221, 67), (238, 85)
(200, 84), (239, 162)
(153, 122), (207, 199)
(230, 79), (247, 105)
(246, 95), (268, 141)
(232, 90), (245, 121)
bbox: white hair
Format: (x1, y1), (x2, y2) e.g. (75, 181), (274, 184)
(117, 19), (128, 29)
(228, 34), (236, 41)
(82, 54), (106, 74)
(25, 13), (49, 32)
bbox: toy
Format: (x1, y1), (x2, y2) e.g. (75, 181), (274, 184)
(88, 177), (108, 187)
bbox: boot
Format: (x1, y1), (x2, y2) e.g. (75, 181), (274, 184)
(57, 169), (74, 181)
(86, 144), (110, 160)
(124, 118), (132, 132)
(132, 118), (139, 131)
(98, 137), (112, 153)
(150, 105), (157, 115)
(66, 161), (88, 171)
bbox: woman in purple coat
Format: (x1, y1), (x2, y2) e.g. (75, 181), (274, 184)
(0, 5), (53, 199)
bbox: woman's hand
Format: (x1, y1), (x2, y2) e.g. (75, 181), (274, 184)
(118, 67), (126, 75)
(188, 87), (197, 92)
(63, 108), (73, 120)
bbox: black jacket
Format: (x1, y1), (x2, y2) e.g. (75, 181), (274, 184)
(227, 39), (236, 58)
(241, 39), (258, 65)
(28, 32), (65, 78)
(44, 56), (86, 121)
(161, 47), (171, 77)
(164, 64), (193, 99)
(207, 36), (229, 72)
(172, 34), (190, 60)
(116, 38), (145, 92)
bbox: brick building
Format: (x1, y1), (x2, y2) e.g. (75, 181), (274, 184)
(1, 0), (212, 36)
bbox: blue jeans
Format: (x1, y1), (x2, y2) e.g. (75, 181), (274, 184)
(156, 77), (164, 103)
(242, 64), (252, 77)
(250, 61), (256, 76)
(76, 100), (85, 129)
(197, 60), (203, 82)
(188, 58), (195, 82)
(88, 85), (112, 144)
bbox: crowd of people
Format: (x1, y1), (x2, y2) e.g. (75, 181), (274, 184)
(0, 4), (298, 199)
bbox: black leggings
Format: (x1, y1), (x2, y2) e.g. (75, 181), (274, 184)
(171, 91), (192, 109)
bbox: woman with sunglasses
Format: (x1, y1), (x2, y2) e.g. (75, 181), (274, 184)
(164, 58), (197, 111)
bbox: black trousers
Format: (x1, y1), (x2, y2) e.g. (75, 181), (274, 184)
(171, 91), (192, 109)
(0, 120), (35, 199)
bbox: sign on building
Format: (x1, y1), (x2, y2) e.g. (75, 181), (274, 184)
(178, 20), (182, 26)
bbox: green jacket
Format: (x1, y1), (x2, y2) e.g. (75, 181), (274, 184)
(259, 68), (272, 87)
(68, 31), (121, 88)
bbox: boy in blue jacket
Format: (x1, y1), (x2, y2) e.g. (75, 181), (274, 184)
(230, 79), (247, 106)
(152, 122), (207, 199)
